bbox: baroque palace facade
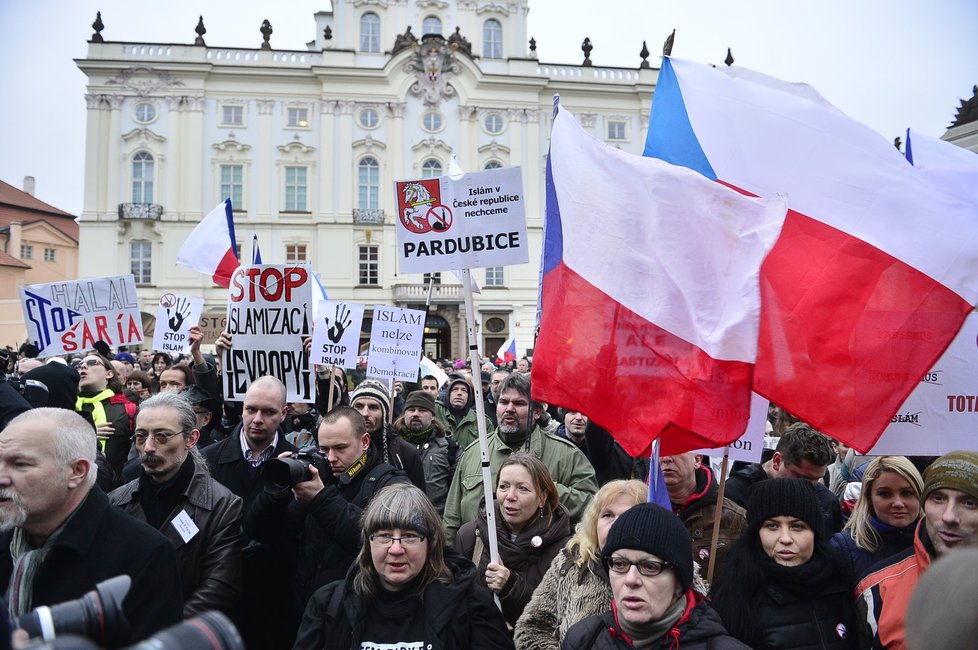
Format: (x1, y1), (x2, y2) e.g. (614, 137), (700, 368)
(75, 0), (659, 358)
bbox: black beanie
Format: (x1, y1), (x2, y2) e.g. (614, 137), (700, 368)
(23, 362), (80, 411)
(601, 503), (693, 592)
(747, 478), (824, 540)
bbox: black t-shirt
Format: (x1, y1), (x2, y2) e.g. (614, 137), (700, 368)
(360, 590), (425, 650)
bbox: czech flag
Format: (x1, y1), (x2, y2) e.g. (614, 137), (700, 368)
(533, 103), (787, 456)
(176, 199), (239, 288)
(646, 58), (978, 453)
(494, 337), (517, 365)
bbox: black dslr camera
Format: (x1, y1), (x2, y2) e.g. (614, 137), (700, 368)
(262, 444), (329, 492)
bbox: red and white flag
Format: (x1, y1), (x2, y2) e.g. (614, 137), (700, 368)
(176, 200), (239, 288)
(645, 58), (978, 453)
(495, 337), (517, 365)
(534, 104), (787, 456)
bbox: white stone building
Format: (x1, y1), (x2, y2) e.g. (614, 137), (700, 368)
(76, 1), (659, 358)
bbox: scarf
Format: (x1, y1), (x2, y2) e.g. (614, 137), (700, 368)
(75, 389), (115, 425)
(6, 514), (74, 618)
(400, 424), (434, 446)
(615, 594), (688, 649)
(758, 550), (833, 598)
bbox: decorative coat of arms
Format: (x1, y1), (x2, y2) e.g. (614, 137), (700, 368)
(404, 35), (461, 106)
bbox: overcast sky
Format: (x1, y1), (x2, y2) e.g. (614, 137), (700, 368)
(1, 0), (975, 214)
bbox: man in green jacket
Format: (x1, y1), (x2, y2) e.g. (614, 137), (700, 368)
(443, 372), (598, 543)
(435, 373), (493, 450)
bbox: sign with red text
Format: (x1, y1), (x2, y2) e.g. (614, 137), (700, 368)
(395, 166), (528, 273)
(871, 311), (978, 454)
(152, 293), (204, 354)
(367, 306), (426, 382)
(223, 264), (314, 402)
(21, 275), (143, 357)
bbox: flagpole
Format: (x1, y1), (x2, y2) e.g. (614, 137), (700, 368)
(462, 267), (502, 608)
(706, 446), (731, 584)
(326, 364), (336, 412)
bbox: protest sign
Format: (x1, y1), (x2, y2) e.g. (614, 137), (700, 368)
(198, 311), (228, 343)
(694, 392), (769, 464)
(871, 311), (978, 454)
(366, 306), (426, 382)
(152, 293), (204, 354)
(311, 300), (365, 369)
(222, 264), (314, 402)
(395, 166), (528, 273)
(21, 275), (143, 357)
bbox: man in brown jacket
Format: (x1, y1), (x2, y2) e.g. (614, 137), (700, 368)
(109, 391), (242, 616)
(662, 452), (746, 575)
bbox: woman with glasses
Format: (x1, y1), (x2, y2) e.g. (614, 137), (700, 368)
(453, 452), (572, 628)
(563, 502), (747, 649)
(75, 353), (136, 479)
(710, 479), (858, 649)
(293, 483), (514, 649)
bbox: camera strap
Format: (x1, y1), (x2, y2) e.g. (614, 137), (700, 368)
(337, 452), (370, 486)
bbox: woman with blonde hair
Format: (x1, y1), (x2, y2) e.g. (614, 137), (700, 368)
(293, 483), (513, 649)
(829, 455), (923, 584)
(513, 479), (648, 648)
(454, 452), (573, 628)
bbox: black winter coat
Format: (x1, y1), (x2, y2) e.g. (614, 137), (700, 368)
(562, 593), (750, 650)
(748, 577), (857, 649)
(0, 488), (183, 648)
(244, 449), (409, 610)
(829, 520), (917, 586)
(293, 549), (515, 650)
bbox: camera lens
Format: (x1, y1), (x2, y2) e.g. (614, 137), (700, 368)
(18, 575), (130, 644)
(131, 611), (243, 649)
(261, 457), (311, 491)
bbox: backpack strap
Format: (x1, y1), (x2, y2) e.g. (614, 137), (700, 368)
(355, 464), (406, 508)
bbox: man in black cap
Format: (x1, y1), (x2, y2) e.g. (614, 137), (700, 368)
(393, 390), (458, 513)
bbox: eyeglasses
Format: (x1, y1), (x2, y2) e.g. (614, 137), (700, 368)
(368, 533), (426, 547)
(131, 430), (183, 445)
(607, 556), (672, 577)
(82, 359), (104, 368)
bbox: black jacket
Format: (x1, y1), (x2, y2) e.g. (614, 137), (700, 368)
(108, 461), (243, 617)
(371, 423), (427, 491)
(747, 575), (858, 649)
(293, 549), (515, 650)
(244, 448), (409, 610)
(562, 592), (749, 650)
(0, 488), (182, 648)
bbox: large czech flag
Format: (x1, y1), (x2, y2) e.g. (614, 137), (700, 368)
(534, 104), (787, 456)
(646, 58), (978, 452)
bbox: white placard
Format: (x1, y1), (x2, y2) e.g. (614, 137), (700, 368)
(152, 294), (204, 354)
(223, 264), (315, 402)
(311, 300), (365, 369)
(871, 312), (978, 455)
(693, 392), (769, 464)
(20, 275), (143, 357)
(367, 306), (426, 382)
(394, 166), (528, 273)
(171, 509), (199, 543)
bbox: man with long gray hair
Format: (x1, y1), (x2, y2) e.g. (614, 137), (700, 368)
(109, 391), (242, 617)
(0, 407), (182, 645)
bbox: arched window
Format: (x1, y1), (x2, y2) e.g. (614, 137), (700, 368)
(360, 12), (380, 52)
(483, 19), (502, 59)
(484, 160), (503, 170)
(131, 151), (154, 203)
(358, 157), (380, 209)
(421, 159), (442, 179)
(422, 16), (442, 35)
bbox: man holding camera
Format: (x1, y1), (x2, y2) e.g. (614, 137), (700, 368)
(244, 407), (409, 615)
(108, 392), (242, 618)
(0, 408), (182, 647)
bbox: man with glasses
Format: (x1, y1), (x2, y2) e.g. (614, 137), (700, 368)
(0, 408), (182, 646)
(75, 353), (136, 477)
(109, 392), (242, 617)
(245, 407), (409, 624)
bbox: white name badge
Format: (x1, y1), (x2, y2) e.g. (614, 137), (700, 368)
(171, 509), (200, 543)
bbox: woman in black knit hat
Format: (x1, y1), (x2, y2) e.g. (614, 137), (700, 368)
(710, 478), (858, 649)
(563, 502), (747, 649)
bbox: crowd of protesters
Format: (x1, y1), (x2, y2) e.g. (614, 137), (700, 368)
(0, 336), (974, 650)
